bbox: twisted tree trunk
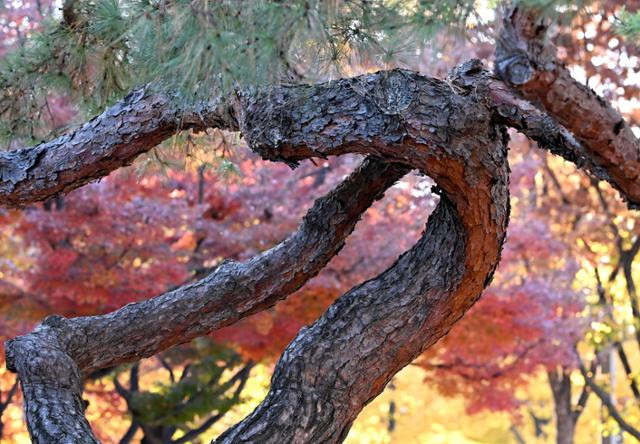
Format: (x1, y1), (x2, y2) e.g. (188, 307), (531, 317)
(2, 53), (639, 441)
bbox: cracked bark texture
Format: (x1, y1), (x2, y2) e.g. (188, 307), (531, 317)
(496, 5), (640, 207)
(4, 64), (513, 442)
(0, 88), (237, 207)
(3, 57), (640, 441)
(214, 64), (511, 443)
(6, 155), (407, 442)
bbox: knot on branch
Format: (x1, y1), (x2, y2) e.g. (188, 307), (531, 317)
(495, 5), (557, 88)
(448, 59), (489, 90)
(42, 314), (67, 328)
(370, 70), (416, 115)
(496, 54), (534, 86)
(5, 329), (82, 393)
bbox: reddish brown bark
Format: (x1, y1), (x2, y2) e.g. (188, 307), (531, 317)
(4, 64), (512, 442)
(496, 5), (640, 208)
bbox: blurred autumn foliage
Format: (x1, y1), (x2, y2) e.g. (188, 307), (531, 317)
(1, 0), (640, 443)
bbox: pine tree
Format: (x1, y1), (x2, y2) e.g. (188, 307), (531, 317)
(1, 0), (640, 442)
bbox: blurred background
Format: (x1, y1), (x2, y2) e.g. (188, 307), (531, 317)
(1, 0), (640, 442)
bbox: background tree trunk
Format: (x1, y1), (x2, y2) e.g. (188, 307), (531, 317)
(548, 369), (577, 444)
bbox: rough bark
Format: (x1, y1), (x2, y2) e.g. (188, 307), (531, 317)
(3, 63), (512, 442)
(0, 88), (237, 207)
(2, 3), (639, 438)
(496, 5), (640, 208)
(2, 57), (639, 441)
(212, 65), (511, 442)
(6, 155), (407, 441)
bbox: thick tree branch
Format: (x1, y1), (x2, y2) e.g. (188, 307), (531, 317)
(213, 65), (511, 442)
(5, 65), (512, 442)
(0, 0), (637, 438)
(6, 156), (407, 440)
(0, 88), (237, 207)
(488, 79), (613, 186)
(496, 5), (640, 208)
(8, 156), (407, 374)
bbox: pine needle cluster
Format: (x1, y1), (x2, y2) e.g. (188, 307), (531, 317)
(0, 0), (611, 145)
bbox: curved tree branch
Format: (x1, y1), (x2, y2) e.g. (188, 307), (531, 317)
(578, 360), (640, 440)
(496, 4), (640, 208)
(1, 1), (639, 439)
(8, 155), (408, 373)
(5, 65), (512, 442)
(6, 155), (407, 441)
(215, 66), (511, 441)
(0, 88), (237, 207)
(3, 58), (638, 442)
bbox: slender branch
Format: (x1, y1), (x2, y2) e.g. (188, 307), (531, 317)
(158, 357), (176, 383)
(118, 421), (140, 444)
(116, 364), (142, 444)
(113, 363), (139, 404)
(578, 360), (640, 440)
(510, 425), (527, 444)
(0, 378), (18, 414)
(614, 342), (640, 403)
(572, 357), (596, 422)
(573, 384), (591, 421)
(593, 265), (640, 405)
(129, 363), (139, 393)
(179, 364), (191, 383)
(0, 377), (19, 439)
(542, 158), (570, 206)
(592, 180), (624, 253)
(153, 360), (249, 426)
